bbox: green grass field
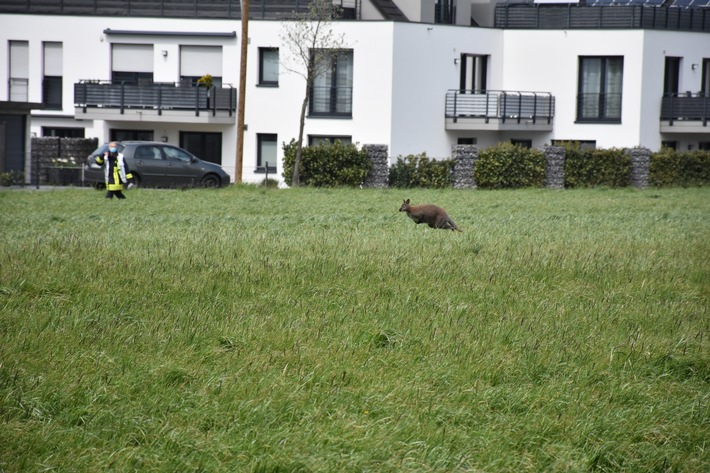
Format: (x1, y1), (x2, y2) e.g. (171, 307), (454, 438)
(1, 185), (708, 472)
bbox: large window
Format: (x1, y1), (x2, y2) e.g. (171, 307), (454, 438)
(577, 56), (623, 123)
(259, 48), (279, 86)
(43, 42), (63, 110)
(257, 134), (277, 173)
(459, 54), (487, 92)
(310, 50), (353, 117)
(181, 131), (222, 165)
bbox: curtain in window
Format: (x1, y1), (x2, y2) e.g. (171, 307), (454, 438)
(604, 57), (623, 119)
(261, 49), (279, 84)
(311, 50), (353, 115)
(580, 58), (601, 119)
(335, 52), (353, 114)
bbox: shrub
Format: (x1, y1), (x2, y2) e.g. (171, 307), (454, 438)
(650, 148), (710, 187)
(563, 143), (631, 188)
(474, 143), (546, 189)
(388, 153), (454, 189)
(282, 139), (371, 187)
(0, 170), (24, 186)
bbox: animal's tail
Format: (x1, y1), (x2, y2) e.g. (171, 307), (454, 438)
(449, 219), (463, 232)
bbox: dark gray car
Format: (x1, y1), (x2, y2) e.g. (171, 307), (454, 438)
(84, 141), (230, 188)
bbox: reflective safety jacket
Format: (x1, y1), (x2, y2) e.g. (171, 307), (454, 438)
(95, 152), (133, 191)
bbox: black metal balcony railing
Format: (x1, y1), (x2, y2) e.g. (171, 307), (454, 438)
(495, 4), (710, 33)
(309, 86), (353, 117)
(74, 80), (237, 116)
(445, 90), (554, 124)
(661, 93), (710, 126)
(576, 93), (623, 122)
(0, 0), (360, 20)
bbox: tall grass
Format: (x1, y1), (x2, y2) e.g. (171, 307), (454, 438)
(1, 186), (708, 472)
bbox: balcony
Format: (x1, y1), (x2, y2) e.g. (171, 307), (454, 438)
(74, 80), (237, 124)
(445, 89), (554, 131)
(660, 93), (709, 133)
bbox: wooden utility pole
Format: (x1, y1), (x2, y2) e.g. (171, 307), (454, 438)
(236, 0), (249, 183)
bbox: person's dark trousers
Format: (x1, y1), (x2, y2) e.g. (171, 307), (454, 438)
(105, 190), (126, 199)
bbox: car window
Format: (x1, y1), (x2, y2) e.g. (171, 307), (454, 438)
(134, 146), (162, 160)
(163, 146), (193, 163)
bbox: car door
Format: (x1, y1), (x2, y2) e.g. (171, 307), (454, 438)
(161, 145), (199, 186)
(131, 145), (169, 186)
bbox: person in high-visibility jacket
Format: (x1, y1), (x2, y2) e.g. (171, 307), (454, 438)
(95, 142), (133, 199)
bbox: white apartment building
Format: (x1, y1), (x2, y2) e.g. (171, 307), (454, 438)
(1, 0), (709, 184)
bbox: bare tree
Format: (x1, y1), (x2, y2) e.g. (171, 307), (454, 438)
(280, 0), (346, 187)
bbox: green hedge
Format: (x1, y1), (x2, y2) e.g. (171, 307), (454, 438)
(561, 143), (631, 188)
(650, 148), (710, 187)
(474, 143), (546, 189)
(282, 139), (371, 187)
(388, 153), (455, 189)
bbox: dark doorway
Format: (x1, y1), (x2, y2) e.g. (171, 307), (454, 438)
(180, 132), (222, 165)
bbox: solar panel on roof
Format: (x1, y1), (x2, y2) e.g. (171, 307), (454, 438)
(671, 0), (710, 7)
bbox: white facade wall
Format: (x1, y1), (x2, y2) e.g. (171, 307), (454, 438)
(1, 12), (709, 183)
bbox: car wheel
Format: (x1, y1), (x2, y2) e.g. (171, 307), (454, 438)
(93, 182), (106, 190)
(129, 174), (140, 189)
(201, 174), (220, 188)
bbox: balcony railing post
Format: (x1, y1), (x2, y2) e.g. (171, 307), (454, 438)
(453, 90), (458, 123)
(195, 86), (200, 117)
(669, 94), (674, 126)
(158, 83), (163, 116)
(704, 94), (708, 127)
(533, 92), (538, 124)
(120, 81), (125, 115)
(517, 92), (522, 124)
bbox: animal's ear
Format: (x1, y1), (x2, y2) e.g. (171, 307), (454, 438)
(405, 199), (410, 204)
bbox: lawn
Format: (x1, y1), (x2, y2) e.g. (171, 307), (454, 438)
(1, 185), (708, 472)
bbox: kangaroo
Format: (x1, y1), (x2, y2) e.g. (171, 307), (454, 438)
(399, 199), (462, 232)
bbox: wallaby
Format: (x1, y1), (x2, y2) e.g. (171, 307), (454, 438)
(399, 199), (462, 232)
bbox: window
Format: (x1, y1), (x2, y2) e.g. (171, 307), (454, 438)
(664, 57), (680, 96)
(310, 50), (353, 117)
(9, 40), (29, 102)
(459, 54), (487, 92)
(259, 48), (279, 86)
(309, 136), (352, 146)
(112, 44), (153, 84)
(699, 142), (710, 151)
(435, 0), (456, 24)
(42, 127), (84, 138)
(511, 139), (532, 148)
(551, 140), (596, 150)
(661, 141), (677, 150)
(257, 134), (277, 173)
(181, 131), (222, 165)
(43, 42), (63, 110)
(180, 46), (223, 87)
(110, 129), (154, 142)
(577, 56), (623, 122)
(457, 137), (477, 145)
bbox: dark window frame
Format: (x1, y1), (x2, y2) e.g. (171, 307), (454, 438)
(258, 47), (279, 87)
(309, 50), (353, 118)
(256, 133), (278, 173)
(576, 56), (624, 124)
(42, 76), (63, 110)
